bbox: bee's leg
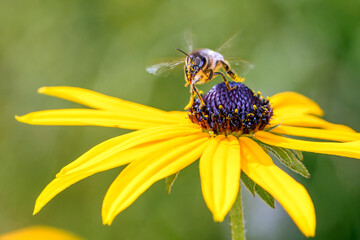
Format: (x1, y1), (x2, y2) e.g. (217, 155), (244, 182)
(214, 72), (237, 91)
(184, 92), (195, 110)
(184, 66), (190, 87)
(220, 60), (245, 82)
(192, 84), (205, 107)
(185, 85), (195, 110)
(184, 84), (205, 110)
(203, 69), (213, 83)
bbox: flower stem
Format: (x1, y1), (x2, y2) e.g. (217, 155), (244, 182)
(230, 185), (246, 240)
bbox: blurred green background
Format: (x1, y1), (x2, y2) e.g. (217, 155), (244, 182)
(1, 0), (360, 239)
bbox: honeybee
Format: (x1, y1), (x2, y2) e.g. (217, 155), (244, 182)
(146, 35), (253, 109)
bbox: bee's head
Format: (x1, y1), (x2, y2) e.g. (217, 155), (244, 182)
(186, 54), (206, 79)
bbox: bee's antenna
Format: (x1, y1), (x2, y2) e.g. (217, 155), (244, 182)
(176, 48), (189, 56)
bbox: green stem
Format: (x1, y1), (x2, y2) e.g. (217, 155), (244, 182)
(230, 185), (246, 240)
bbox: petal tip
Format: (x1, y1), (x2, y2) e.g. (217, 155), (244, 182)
(15, 115), (22, 121)
(213, 215), (225, 222)
(33, 198), (46, 215)
(37, 87), (47, 94)
(15, 115), (27, 123)
(103, 220), (112, 226)
(102, 214), (114, 226)
(33, 207), (40, 215)
(212, 211), (226, 222)
(303, 227), (316, 238)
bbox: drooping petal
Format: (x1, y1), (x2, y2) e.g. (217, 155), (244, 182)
(199, 135), (241, 222)
(102, 133), (210, 225)
(270, 125), (360, 142)
(16, 108), (188, 130)
(0, 226), (84, 240)
(255, 131), (360, 159)
(239, 137), (316, 237)
(38, 87), (183, 121)
(270, 92), (323, 116)
(270, 113), (356, 132)
(34, 144), (161, 215)
(33, 125), (203, 215)
(58, 124), (202, 176)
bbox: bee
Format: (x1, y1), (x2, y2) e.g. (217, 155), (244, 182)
(146, 35), (253, 109)
(176, 48), (247, 109)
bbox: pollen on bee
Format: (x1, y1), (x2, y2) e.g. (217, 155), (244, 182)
(234, 76), (245, 82)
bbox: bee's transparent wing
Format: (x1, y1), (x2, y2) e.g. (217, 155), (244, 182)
(184, 30), (196, 53)
(227, 58), (255, 76)
(216, 33), (254, 76)
(216, 32), (240, 54)
(146, 58), (184, 77)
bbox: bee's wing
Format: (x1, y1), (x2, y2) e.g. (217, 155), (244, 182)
(216, 32), (240, 54)
(227, 58), (255, 76)
(146, 58), (184, 77)
(184, 30), (196, 53)
(217, 33), (254, 76)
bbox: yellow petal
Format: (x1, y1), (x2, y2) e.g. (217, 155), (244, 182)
(102, 133), (210, 225)
(255, 131), (360, 159)
(270, 113), (356, 132)
(16, 109), (186, 130)
(239, 137), (315, 237)
(34, 126), (202, 215)
(0, 226), (83, 240)
(270, 92), (323, 116)
(58, 124), (202, 176)
(167, 111), (190, 120)
(199, 135), (241, 222)
(274, 107), (321, 118)
(38, 86), (182, 121)
(270, 125), (360, 142)
(34, 145), (156, 215)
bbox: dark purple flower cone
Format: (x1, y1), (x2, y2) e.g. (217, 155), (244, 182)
(188, 82), (273, 136)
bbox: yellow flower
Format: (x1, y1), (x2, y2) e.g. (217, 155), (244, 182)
(0, 226), (83, 240)
(16, 83), (360, 237)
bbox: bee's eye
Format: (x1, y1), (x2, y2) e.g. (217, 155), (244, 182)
(194, 58), (201, 65)
(193, 57), (205, 67)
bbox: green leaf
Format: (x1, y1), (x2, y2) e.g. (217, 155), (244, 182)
(241, 171), (256, 196)
(257, 142), (310, 178)
(255, 184), (275, 208)
(165, 172), (179, 194)
(241, 170), (275, 208)
(291, 149), (304, 161)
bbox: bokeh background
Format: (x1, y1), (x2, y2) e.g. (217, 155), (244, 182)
(1, 0), (360, 239)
